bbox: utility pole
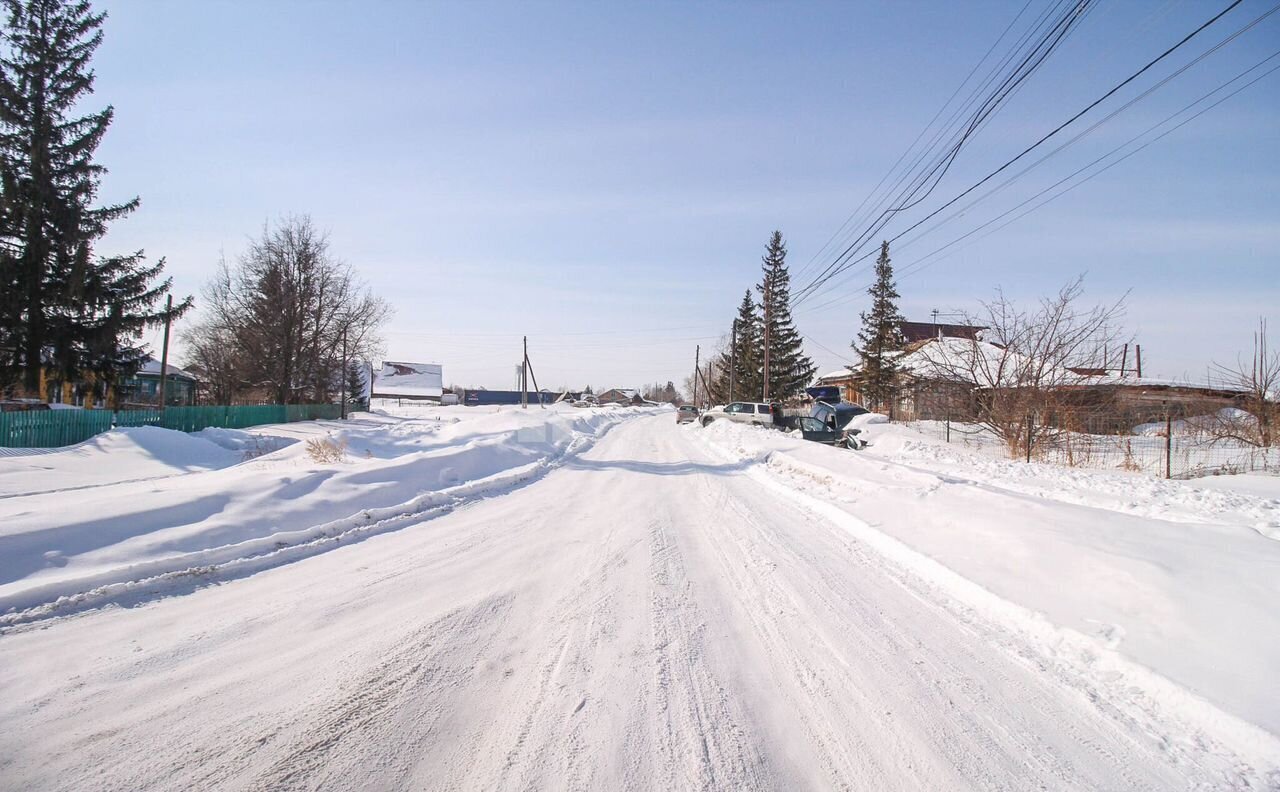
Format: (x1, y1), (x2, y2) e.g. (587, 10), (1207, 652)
(1135, 344), (1143, 379)
(526, 354), (545, 408)
(340, 325), (348, 420)
(693, 345), (700, 408)
(729, 319), (737, 403)
(157, 294), (173, 411)
(522, 336), (528, 409)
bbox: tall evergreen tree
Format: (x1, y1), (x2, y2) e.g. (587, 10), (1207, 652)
(0, 0), (187, 397)
(757, 231), (814, 400)
(852, 240), (906, 411)
(711, 289), (761, 401)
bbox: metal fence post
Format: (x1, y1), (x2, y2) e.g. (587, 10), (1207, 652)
(1165, 402), (1173, 480)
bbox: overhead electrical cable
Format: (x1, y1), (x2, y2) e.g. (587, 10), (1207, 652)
(790, 0), (1247, 309)
(796, 47), (1280, 318)
(792, 0), (1096, 303)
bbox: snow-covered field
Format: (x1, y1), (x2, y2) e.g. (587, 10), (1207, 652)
(1, 405), (1277, 789)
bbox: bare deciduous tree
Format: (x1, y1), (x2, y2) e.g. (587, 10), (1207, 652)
(1209, 318), (1278, 448)
(181, 217), (390, 404)
(916, 277), (1126, 458)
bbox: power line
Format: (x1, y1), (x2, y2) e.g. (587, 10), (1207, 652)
(794, 0), (1094, 294)
(791, 0), (1247, 309)
(791, 0), (1043, 282)
(798, 46), (1280, 318)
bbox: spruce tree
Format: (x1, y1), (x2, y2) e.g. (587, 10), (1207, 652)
(757, 231), (815, 400)
(345, 359), (367, 404)
(712, 290), (761, 401)
(0, 0), (187, 396)
(852, 240), (906, 411)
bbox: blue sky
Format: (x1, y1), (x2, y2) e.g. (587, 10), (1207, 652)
(92, 0), (1279, 390)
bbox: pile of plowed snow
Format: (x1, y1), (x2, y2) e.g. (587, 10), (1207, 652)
(0, 426), (248, 498)
(0, 404), (660, 623)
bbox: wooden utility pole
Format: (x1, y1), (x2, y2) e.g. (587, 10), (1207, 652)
(729, 319), (737, 403)
(693, 345), (700, 408)
(522, 336), (528, 409)
(157, 294), (173, 411)
(340, 326), (348, 420)
(1135, 344), (1143, 379)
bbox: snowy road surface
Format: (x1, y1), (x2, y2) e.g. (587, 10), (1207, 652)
(1, 413), (1277, 790)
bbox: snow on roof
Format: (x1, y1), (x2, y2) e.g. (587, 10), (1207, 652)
(137, 360), (197, 380)
(374, 361), (443, 398)
(1070, 373), (1249, 393)
(816, 368), (854, 383)
(897, 336), (1041, 387)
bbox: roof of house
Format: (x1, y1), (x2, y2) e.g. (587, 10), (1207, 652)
(894, 336), (1037, 387)
(137, 360), (197, 380)
(815, 368), (855, 384)
(899, 320), (987, 343)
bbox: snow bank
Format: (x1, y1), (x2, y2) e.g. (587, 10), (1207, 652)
(0, 426), (244, 498)
(692, 419), (1280, 741)
(0, 405), (656, 624)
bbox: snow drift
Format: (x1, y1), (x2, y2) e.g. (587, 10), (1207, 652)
(0, 405), (656, 623)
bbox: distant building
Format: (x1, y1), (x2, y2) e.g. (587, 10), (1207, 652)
(596, 388), (643, 405)
(372, 361), (443, 401)
(118, 360), (198, 407)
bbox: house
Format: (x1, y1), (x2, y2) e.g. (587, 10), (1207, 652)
(596, 388), (644, 406)
(1051, 375), (1248, 432)
(851, 333), (1249, 428)
(814, 320), (989, 408)
(372, 361), (443, 401)
(118, 360), (199, 407)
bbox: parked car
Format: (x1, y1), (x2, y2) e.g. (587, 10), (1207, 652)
(810, 400), (870, 431)
(676, 405), (700, 424)
(700, 401), (782, 428)
(795, 400), (872, 449)
(791, 415), (868, 449)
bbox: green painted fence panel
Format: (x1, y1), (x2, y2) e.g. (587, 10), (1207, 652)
(114, 409), (163, 429)
(0, 402), (344, 449)
(0, 409), (113, 448)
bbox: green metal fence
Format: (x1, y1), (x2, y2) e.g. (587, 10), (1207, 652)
(0, 403), (345, 449)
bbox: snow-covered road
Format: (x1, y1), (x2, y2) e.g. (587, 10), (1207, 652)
(1, 413), (1276, 790)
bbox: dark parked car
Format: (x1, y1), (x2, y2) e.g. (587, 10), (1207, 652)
(782, 400), (871, 449)
(793, 415), (867, 449)
(676, 405), (700, 424)
(810, 400), (869, 431)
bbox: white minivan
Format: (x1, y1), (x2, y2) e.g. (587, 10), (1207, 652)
(699, 401), (780, 428)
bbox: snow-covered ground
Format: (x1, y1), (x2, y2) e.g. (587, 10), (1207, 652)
(0, 403), (651, 623)
(1, 408), (1277, 789)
